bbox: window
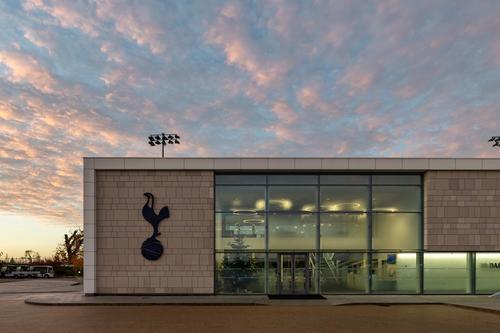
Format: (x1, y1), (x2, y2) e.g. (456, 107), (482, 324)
(475, 253), (500, 293)
(372, 186), (421, 212)
(320, 175), (370, 185)
(320, 186), (369, 212)
(215, 186), (265, 212)
(372, 213), (421, 250)
(320, 252), (368, 293)
(214, 173), (425, 294)
(215, 213), (265, 250)
(320, 214), (368, 250)
(215, 252), (266, 294)
(215, 175), (266, 185)
(268, 186), (317, 212)
(268, 213), (317, 250)
(268, 175), (317, 185)
(424, 253), (471, 294)
(371, 253), (419, 294)
(372, 175), (421, 185)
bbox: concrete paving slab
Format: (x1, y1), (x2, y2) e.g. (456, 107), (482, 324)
(26, 293), (270, 306)
(0, 278), (81, 294)
(24, 293), (500, 313)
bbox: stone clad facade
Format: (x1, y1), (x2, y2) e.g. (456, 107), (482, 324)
(425, 171), (500, 251)
(83, 158), (500, 295)
(94, 170), (214, 294)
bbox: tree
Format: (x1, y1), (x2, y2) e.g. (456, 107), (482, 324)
(22, 250), (40, 264)
(220, 227), (257, 292)
(55, 229), (83, 264)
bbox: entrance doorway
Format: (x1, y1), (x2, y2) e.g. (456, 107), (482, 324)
(276, 253), (310, 294)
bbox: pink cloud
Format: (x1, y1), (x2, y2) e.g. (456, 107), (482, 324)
(206, 3), (291, 86)
(95, 1), (168, 55)
(271, 101), (298, 124)
(0, 51), (57, 94)
(100, 41), (126, 64)
(23, 29), (54, 54)
(297, 85), (339, 117)
(265, 101), (303, 143)
(24, 0), (100, 37)
(340, 65), (377, 93)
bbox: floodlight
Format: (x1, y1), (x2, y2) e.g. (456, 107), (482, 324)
(489, 136), (500, 148)
(147, 132), (181, 157)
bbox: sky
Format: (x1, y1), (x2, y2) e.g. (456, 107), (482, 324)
(0, 0), (499, 258)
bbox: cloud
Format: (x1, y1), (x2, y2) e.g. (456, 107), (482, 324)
(339, 65), (377, 93)
(0, 0), (498, 232)
(23, 0), (100, 37)
(23, 29), (55, 53)
(271, 101), (298, 124)
(297, 85), (339, 117)
(95, 0), (168, 55)
(0, 51), (57, 94)
(206, 2), (291, 86)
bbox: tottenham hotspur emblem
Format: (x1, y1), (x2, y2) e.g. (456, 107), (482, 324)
(141, 192), (169, 260)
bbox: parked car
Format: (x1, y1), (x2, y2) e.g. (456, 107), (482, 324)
(29, 266), (55, 278)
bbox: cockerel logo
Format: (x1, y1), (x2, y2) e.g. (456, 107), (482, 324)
(141, 192), (170, 260)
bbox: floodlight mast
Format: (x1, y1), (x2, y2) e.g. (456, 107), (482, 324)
(489, 136), (500, 148)
(147, 133), (180, 158)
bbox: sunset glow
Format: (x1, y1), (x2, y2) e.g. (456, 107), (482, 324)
(0, 1), (499, 257)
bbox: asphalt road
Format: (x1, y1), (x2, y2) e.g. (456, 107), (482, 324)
(1, 279), (500, 333)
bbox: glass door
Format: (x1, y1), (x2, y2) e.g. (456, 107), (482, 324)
(277, 253), (310, 294)
(280, 254), (294, 294)
(293, 253), (308, 294)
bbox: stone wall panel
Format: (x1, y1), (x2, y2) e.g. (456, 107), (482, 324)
(95, 170), (214, 294)
(425, 171), (500, 251)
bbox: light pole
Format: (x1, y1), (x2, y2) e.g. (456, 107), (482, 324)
(489, 137), (500, 147)
(148, 133), (180, 158)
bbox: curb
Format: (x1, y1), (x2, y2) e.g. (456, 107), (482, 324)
(24, 299), (267, 306)
(24, 298), (500, 314)
(446, 303), (500, 315)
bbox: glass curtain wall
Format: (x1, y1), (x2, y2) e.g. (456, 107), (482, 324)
(215, 173), (426, 294)
(215, 174), (500, 294)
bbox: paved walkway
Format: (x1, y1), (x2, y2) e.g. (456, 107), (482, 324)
(24, 293), (500, 313)
(4, 281), (499, 333)
(0, 278), (81, 294)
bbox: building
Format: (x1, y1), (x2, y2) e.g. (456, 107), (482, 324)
(83, 157), (500, 296)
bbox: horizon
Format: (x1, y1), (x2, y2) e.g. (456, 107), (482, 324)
(1, 0), (500, 257)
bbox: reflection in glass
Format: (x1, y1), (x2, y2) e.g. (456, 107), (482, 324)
(372, 175), (421, 185)
(268, 213), (317, 250)
(371, 253), (419, 293)
(215, 186), (265, 212)
(372, 186), (421, 212)
(320, 186), (369, 212)
(321, 214), (368, 249)
(320, 175), (370, 185)
(215, 213), (265, 250)
(268, 186), (317, 211)
(215, 252), (266, 294)
(320, 253), (368, 293)
(424, 253), (471, 294)
(268, 253), (278, 294)
(372, 213), (421, 250)
(216, 175), (266, 185)
(476, 253), (500, 293)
